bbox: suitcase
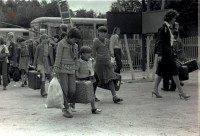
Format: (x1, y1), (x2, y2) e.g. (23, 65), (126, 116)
(70, 81), (95, 104)
(98, 74), (121, 91)
(179, 65), (189, 81)
(28, 70), (42, 90)
(183, 60), (198, 73)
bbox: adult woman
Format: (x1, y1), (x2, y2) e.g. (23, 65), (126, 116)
(34, 34), (54, 97)
(153, 9), (190, 100)
(109, 27), (124, 74)
(0, 37), (9, 90)
(92, 26), (123, 103)
(54, 28), (80, 118)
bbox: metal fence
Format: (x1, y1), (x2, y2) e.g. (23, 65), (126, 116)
(83, 36), (198, 71)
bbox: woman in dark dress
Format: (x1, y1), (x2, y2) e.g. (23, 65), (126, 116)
(153, 9), (190, 100)
(92, 26), (123, 103)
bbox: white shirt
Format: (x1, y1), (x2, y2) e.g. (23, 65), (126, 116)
(164, 21), (174, 46)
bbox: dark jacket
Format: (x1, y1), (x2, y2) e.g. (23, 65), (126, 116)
(0, 46), (8, 62)
(8, 42), (17, 62)
(155, 23), (172, 58)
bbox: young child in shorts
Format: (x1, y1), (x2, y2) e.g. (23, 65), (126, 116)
(73, 46), (101, 114)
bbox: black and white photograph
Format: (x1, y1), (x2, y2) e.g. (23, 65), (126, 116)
(0, 0), (199, 135)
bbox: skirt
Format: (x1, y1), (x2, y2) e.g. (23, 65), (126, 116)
(18, 56), (30, 73)
(156, 56), (179, 78)
(95, 58), (117, 85)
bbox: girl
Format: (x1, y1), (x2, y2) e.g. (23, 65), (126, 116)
(74, 46), (102, 114)
(17, 37), (30, 87)
(54, 28), (81, 118)
(109, 27), (124, 74)
(92, 26), (123, 103)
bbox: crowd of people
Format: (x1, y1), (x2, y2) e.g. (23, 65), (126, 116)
(0, 9), (195, 118)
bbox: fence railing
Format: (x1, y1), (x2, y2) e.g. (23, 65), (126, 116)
(83, 36), (198, 71)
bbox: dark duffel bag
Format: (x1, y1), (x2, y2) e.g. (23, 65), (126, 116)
(179, 65), (189, 81)
(12, 67), (21, 82)
(98, 74), (121, 91)
(28, 70), (42, 90)
(182, 60), (198, 73)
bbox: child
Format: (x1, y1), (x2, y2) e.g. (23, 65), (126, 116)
(0, 36), (9, 90)
(73, 46), (102, 114)
(17, 37), (30, 87)
(34, 34), (54, 97)
(54, 28), (81, 118)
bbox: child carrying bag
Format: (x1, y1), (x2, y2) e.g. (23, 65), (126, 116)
(45, 77), (64, 108)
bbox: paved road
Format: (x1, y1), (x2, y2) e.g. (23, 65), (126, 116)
(0, 71), (199, 136)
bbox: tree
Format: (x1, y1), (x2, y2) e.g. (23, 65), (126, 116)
(75, 9), (96, 18)
(110, 0), (142, 12)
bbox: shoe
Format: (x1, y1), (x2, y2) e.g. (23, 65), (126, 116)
(3, 86), (7, 90)
(63, 110), (73, 118)
(24, 81), (27, 86)
(95, 97), (100, 102)
(113, 96), (123, 103)
(179, 93), (190, 100)
(41, 92), (47, 97)
(91, 108), (102, 114)
(180, 82), (184, 86)
(161, 88), (169, 91)
(69, 103), (76, 112)
(152, 91), (162, 98)
(21, 84), (25, 87)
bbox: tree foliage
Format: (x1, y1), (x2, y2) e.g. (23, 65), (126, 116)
(0, 0), (106, 28)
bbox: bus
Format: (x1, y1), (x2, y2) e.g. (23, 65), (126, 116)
(30, 17), (107, 41)
(0, 28), (32, 40)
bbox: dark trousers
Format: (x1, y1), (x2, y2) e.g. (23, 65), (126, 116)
(114, 48), (122, 74)
(163, 77), (176, 90)
(0, 61), (8, 87)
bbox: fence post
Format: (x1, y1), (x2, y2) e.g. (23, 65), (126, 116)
(124, 34), (135, 80)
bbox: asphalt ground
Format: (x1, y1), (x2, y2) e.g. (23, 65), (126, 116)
(0, 70), (199, 136)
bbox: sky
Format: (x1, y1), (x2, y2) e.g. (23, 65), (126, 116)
(64, 0), (116, 13)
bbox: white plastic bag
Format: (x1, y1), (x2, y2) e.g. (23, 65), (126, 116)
(111, 57), (115, 64)
(45, 77), (64, 109)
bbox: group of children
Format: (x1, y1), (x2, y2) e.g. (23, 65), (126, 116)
(0, 24), (123, 118)
(53, 26), (123, 118)
(0, 32), (38, 90)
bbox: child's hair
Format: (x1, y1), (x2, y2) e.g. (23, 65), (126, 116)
(0, 36), (4, 45)
(40, 34), (48, 43)
(98, 26), (107, 33)
(68, 27), (81, 39)
(17, 37), (25, 43)
(112, 27), (120, 35)
(60, 24), (68, 33)
(79, 46), (92, 55)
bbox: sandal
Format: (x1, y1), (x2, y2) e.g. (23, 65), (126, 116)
(91, 108), (102, 114)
